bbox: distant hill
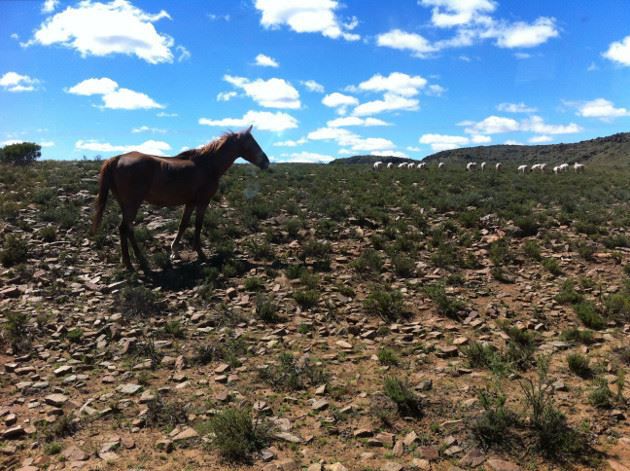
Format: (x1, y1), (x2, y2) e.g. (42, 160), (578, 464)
(333, 132), (630, 167)
(329, 155), (414, 165)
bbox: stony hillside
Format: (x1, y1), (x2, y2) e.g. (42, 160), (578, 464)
(0, 161), (629, 471)
(423, 132), (630, 166)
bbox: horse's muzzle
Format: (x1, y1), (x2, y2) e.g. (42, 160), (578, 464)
(258, 154), (270, 170)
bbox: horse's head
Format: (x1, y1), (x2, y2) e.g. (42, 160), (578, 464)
(237, 126), (270, 170)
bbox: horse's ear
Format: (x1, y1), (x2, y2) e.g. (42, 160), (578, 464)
(245, 125), (253, 134)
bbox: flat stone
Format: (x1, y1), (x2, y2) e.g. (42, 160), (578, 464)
(486, 458), (521, 471)
(45, 394), (68, 407)
(460, 448), (485, 467)
(325, 464), (348, 471)
(2, 425), (26, 439)
(54, 365), (73, 377)
(63, 445), (88, 461)
(274, 431), (302, 443)
(172, 427), (199, 442)
(381, 463), (403, 471)
(410, 458), (431, 470)
(335, 340), (352, 350)
(403, 430), (417, 446)
(419, 446), (439, 461)
(312, 399), (329, 411)
(117, 383), (142, 395)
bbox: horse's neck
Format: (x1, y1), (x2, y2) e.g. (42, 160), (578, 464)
(199, 145), (239, 176)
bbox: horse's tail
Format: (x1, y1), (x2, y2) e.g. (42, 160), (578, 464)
(91, 156), (119, 235)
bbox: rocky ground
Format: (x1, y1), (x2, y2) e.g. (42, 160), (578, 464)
(0, 161), (629, 471)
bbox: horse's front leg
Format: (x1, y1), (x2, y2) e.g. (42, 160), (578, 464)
(171, 204), (193, 261)
(193, 204), (208, 260)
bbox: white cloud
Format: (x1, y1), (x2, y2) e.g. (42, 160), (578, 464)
(462, 114), (581, 135)
(255, 53), (279, 67)
(67, 77), (163, 110)
(301, 80), (324, 93)
(353, 93), (419, 116)
(471, 134), (491, 144)
(371, 150), (409, 158)
(0, 72), (40, 92)
(26, 0), (176, 64)
(406, 146), (422, 152)
(199, 110), (298, 132)
(497, 102), (537, 113)
(576, 98), (630, 121)
(1, 139), (54, 147)
(307, 126), (398, 154)
(273, 138), (307, 147)
(492, 17), (559, 48)
(356, 72), (427, 97)
(426, 84), (446, 96)
(514, 52), (531, 59)
(42, 0), (59, 13)
(603, 35), (630, 66)
(504, 139), (523, 145)
(75, 139), (171, 155)
(420, 0), (496, 28)
(254, 0), (360, 41)
(327, 116), (390, 127)
(462, 115), (520, 134)
(278, 151), (335, 163)
(376, 29), (436, 57)
(157, 111), (178, 118)
(522, 115), (581, 134)
(131, 125), (166, 134)
(176, 45), (191, 62)
(419, 133), (471, 151)
(322, 92), (359, 115)
(217, 91), (237, 102)
(528, 135), (552, 143)
(224, 75), (300, 109)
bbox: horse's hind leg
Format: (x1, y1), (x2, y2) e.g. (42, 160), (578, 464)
(119, 222), (133, 270)
(121, 202), (147, 270)
(193, 204), (208, 260)
(171, 204), (193, 261)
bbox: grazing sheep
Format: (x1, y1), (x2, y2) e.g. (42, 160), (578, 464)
(373, 161), (383, 171)
(417, 162), (427, 170)
(480, 162), (486, 171)
(574, 162), (585, 173)
(531, 164), (541, 172)
(495, 162), (502, 172)
(387, 162), (393, 169)
(398, 163), (407, 168)
(438, 162), (445, 169)
(540, 163), (547, 173)
(553, 166), (560, 175)
(517, 165), (528, 174)
(466, 162), (477, 171)
(559, 163), (569, 172)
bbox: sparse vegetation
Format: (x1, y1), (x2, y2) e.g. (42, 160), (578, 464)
(207, 407), (269, 463)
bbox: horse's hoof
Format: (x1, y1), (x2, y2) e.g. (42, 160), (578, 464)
(170, 253), (180, 262)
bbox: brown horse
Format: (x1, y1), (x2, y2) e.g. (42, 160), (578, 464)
(91, 126), (269, 270)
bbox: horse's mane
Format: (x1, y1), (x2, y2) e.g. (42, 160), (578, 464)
(176, 131), (238, 160)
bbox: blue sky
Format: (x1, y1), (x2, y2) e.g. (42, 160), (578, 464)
(1, 0), (630, 162)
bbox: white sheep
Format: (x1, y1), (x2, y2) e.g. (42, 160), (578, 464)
(373, 161), (383, 171)
(573, 162), (585, 173)
(466, 162), (477, 171)
(438, 162), (445, 169)
(480, 162), (486, 171)
(495, 163), (502, 172)
(517, 165), (528, 174)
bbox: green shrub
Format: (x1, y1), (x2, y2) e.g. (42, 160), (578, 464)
(351, 248), (383, 277)
(514, 216), (539, 237)
(0, 234), (28, 267)
(556, 280), (583, 305)
(424, 283), (465, 319)
(66, 328), (83, 343)
(574, 302), (606, 330)
(542, 257), (562, 276)
(293, 289), (319, 309)
(392, 254), (414, 277)
(163, 320), (185, 339)
(588, 378), (612, 408)
(244, 276), (264, 291)
(260, 352), (327, 391)
(567, 353), (591, 378)
(208, 407), (269, 463)
(364, 288), (406, 322)
(383, 376), (422, 417)
(523, 240), (542, 261)
(256, 295), (280, 322)
(560, 328), (594, 345)
(1, 311), (31, 353)
(119, 285), (161, 318)
(471, 385), (518, 447)
(604, 292), (630, 322)
(377, 347), (400, 366)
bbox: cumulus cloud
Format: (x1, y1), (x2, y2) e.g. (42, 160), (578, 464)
(419, 133), (472, 151)
(491, 17), (559, 48)
(356, 72), (427, 97)
(255, 53), (279, 67)
(217, 91), (237, 102)
(528, 135), (552, 143)
(75, 139), (171, 155)
(377, 2), (558, 57)
(42, 0), (59, 13)
(67, 77), (164, 110)
(603, 35), (630, 66)
(25, 0), (177, 64)
(199, 110), (298, 132)
(254, 0), (360, 41)
(420, 0), (495, 28)
(131, 125), (166, 134)
(278, 151), (335, 163)
(575, 98), (630, 121)
(462, 114), (581, 135)
(497, 102), (537, 113)
(224, 75), (300, 109)
(0, 71), (40, 92)
(326, 116), (390, 127)
(353, 93), (419, 116)
(376, 29), (436, 57)
(307, 126), (398, 154)
(301, 80), (324, 93)
(273, 138), (307, 147)
(322, 92), (359, 115)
